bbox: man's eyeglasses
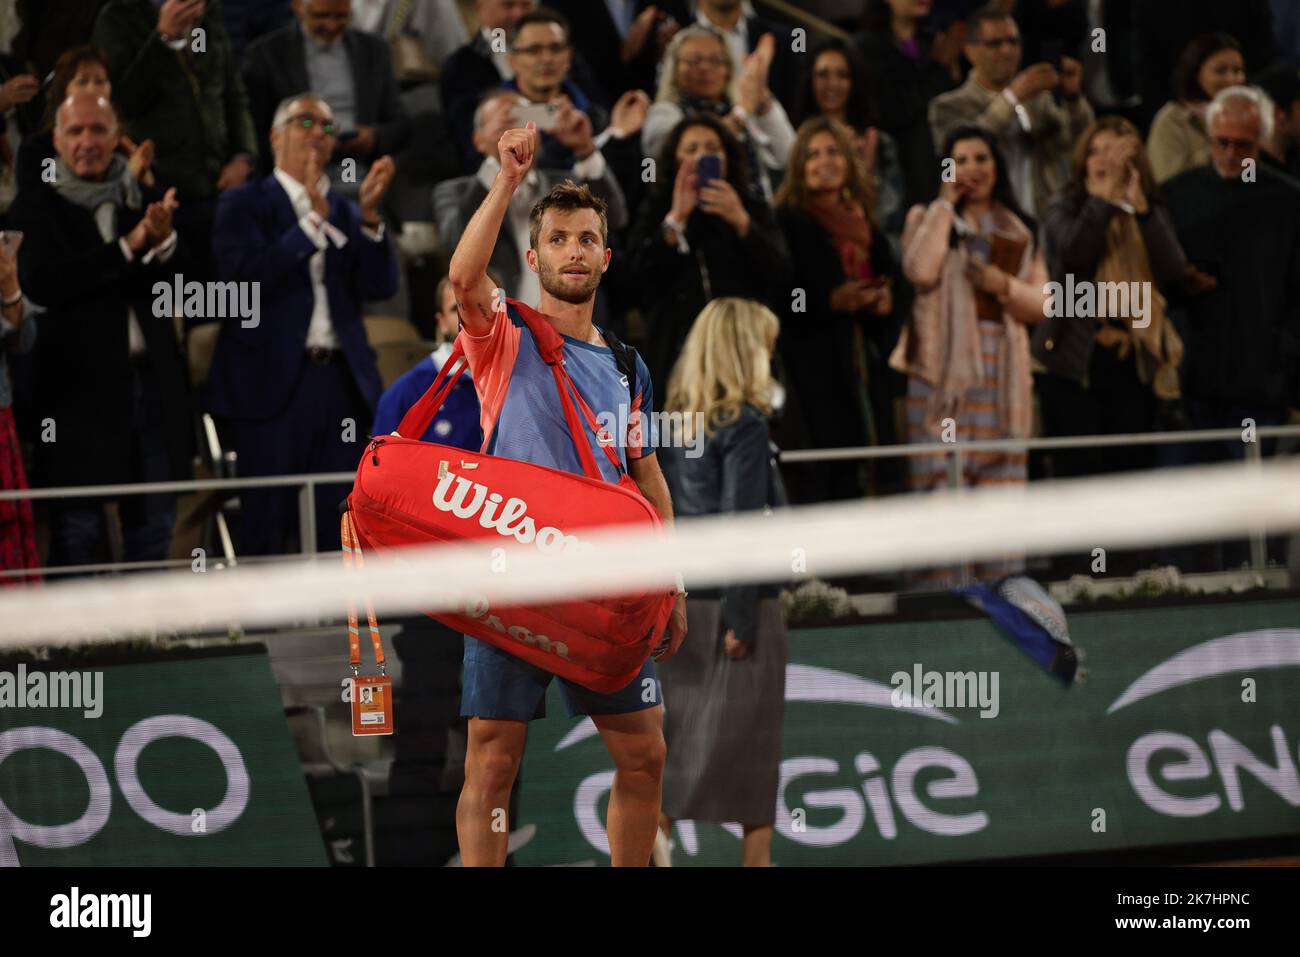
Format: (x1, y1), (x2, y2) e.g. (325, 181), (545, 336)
(513, 42), (569, 57)
(289, 114), (336, 135)
(978, 36), (1022, 49)
(1212, 136), (1256, 151)
(681, 55), (729, 69)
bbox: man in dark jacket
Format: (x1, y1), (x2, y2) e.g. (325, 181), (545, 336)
(92, 0), (258, 202)
(1163, 86), (1300, 450)
(242, 0), (411, 185)
(10, 94), (194, 567)
(92, 0), (259, 279)
(855, 12), (959, 208)
(440, 0), (606, 174)
(205, 94), (399, 555)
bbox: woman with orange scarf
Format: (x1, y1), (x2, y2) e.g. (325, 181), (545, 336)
(774, 116), (901, 501)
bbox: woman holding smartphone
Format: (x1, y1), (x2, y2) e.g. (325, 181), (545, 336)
(889, 124), (1048, 588)
(774, 116), (901, 501)
(625, 114), (789, 398)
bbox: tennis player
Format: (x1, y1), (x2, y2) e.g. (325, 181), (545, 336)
(448, 121), (688, 866)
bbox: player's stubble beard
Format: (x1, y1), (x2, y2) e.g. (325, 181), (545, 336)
(537, 258), (602, 305)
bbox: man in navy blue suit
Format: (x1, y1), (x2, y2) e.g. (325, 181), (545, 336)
(205, 92), (399, 555)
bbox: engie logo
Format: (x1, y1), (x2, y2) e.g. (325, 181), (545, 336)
(1109, 629), (1300, 818)
(559, 665), (988, 856)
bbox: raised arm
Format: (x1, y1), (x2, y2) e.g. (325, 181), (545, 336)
(448, 122), (538, 334)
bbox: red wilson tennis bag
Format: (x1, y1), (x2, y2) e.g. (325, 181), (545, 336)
(345, 302), (676, 693)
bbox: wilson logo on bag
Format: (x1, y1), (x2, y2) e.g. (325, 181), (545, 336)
(345, 299), (676, 693)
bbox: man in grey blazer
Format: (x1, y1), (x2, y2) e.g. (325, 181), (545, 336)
(434, 90), (628, 306)
(243, 0), (412, 185)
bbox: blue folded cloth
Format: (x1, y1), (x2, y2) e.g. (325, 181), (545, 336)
(957, 576), (1082, 685)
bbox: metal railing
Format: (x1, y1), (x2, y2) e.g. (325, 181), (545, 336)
(0, 471), (354, 579)
(779, 424), (1300, 576)
(1, 425), (1297, 580)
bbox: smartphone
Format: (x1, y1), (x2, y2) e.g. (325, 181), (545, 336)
(696, 153), (723, 189)
(965, 234), (991, 265)
(514, 102), (560, 131)
(0, 231), (24, 256)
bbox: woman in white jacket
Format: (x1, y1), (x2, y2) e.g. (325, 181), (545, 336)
(642, 24), (795, 200)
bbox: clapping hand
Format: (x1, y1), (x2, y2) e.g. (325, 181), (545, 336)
(622, 5), (659, 61)
(738, 33), (775, 115)
(143, 187), (179, 245)
(126, 187), (180, 254)
(610, 90), (651, 137)
(359, 156), (395, 227)
(303, 146), (329, 218)
(122, 135), (156, 187)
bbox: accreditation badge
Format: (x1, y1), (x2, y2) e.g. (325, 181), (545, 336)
(351, 674), (394, 736)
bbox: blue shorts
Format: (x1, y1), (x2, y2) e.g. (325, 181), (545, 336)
(460, 635), (661, 721)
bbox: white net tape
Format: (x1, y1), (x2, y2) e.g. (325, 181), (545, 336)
(0, 460), (1297, 646)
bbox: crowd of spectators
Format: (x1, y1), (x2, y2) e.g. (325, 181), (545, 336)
(0, 0), (1298, 586)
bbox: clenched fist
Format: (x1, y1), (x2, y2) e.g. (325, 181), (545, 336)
(498, 122), (538, 185)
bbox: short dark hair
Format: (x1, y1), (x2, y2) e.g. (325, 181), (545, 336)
(529, 180), (608, 249)
(1172, 33), (1242, 102)
(965, 4), (1015, 43)
(510, 6), (571, 48)
(41, 45), (111, 132)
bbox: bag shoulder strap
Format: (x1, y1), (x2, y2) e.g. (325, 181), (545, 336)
(598, 324), (638, 411)
(390, 300), (631, 483)
(510, 299), (629, 480)
(392, 341), (469, 440)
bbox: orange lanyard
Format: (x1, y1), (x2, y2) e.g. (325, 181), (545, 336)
(341, 511), (386, 676)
